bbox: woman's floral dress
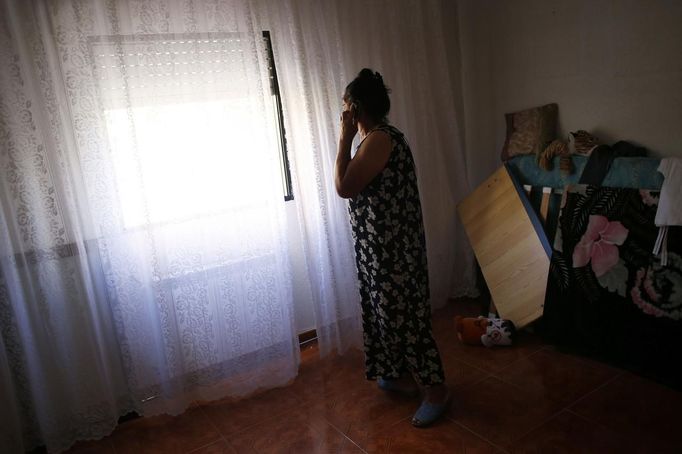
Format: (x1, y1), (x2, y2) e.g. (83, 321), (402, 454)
(348, 124), (445, 386)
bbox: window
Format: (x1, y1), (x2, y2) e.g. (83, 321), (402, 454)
(89, 31), (292, 230)
(263, 31), (293, 202)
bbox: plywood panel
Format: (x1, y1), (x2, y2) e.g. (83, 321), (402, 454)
(457, 166), (550, 328)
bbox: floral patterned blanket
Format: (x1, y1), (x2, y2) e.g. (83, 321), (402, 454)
(542, 185), (682, 388)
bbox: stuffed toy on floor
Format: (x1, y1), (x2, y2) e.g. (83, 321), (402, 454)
(454, 316), (516, 347)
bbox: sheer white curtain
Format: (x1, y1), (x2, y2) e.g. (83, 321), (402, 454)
(262, 0), (476, 323)
(1, 2), (136, 452)
(334, 0), (477, 304)
(58, 0), (299, 410)
(1, 1), (298, 452)
(255, 0), (477, 359)
(255, 0), (364, 356)
(1, 0), (474, 451)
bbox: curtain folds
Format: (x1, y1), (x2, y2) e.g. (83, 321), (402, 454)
(1, 2), (139, 451)
(1, 1), (299, 452)
(334, 0), (477, 304)
(258, 0), (477, 357)
(0, 1), (473, 452)
(256, 0), (364, 357)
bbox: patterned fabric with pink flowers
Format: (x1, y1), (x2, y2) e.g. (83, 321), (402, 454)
(572, 215), (630, 278)
(543, 185), (682, 389)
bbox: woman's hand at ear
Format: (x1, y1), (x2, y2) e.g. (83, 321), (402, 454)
(340, 105), (358, 142)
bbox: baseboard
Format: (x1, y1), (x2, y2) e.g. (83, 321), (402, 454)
(298, 329), (317, 346)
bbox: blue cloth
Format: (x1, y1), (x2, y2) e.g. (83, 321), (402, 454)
(506, 155), (663, 190)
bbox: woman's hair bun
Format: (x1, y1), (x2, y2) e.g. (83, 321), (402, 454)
(358, 69), (385, 88)
(345, 68), (391, 122)
(358, 68), (374, 79)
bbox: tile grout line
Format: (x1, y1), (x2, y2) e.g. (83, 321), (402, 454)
(444, 341), (547, 377)
(317, 389), (418, 454)
(504, 371), (625, 448)
(563, 406), (631, 435)
(107, 418), (126, 454)
(198, 387), (368, 454)
(480, 369), (555, 401)
(449, 354), (496, 378)
(447, 371), (564, 450)
(275, 414), (369, 454)
(488, 352), (621, 409)
(445, 354), (508, 378)
(564, 370), (623, 411)
(446, 353), (626, 451)
(528, 344), (626, 375)
(194, 403), (239, 453)
(491, 351), (623, 409)
(487, 371), (540, 395)
(322, 416), (370, 454)
(492, 344), (548, 375)
(453, 370), (495, 391)
(479, 368), (621, 448)
(506, 405), (569, 448)
(205, 399), (296, 439)
(108, 436), (119, 454)
(449, 417), (510, 453)
(185, 438), (226, 454)
(564, 407), (607, 425)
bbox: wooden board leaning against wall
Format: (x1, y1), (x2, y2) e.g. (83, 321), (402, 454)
(457, 165), (552, 329)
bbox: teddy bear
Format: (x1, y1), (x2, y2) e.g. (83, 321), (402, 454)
(454, 315), (516, 347)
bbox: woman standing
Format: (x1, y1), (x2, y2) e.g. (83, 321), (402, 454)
(334, 68), (449, 427)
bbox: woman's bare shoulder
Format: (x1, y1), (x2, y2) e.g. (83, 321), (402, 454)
(363, 128), (392, 149)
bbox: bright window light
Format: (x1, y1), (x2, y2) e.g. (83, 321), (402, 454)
(104, 98), (276, 229)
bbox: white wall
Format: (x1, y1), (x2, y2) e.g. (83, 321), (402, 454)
(457, 0), (682, 187)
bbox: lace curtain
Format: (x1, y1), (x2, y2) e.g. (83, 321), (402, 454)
(254, 0), (363, 357)
(1, 0), (473, 452)
(334, 0), (476, 303)
(256, 0), (476, 357)
(1, 1), (299, 452)
(270, 0), (476, 308)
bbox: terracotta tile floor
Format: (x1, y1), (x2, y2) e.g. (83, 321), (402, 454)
(66, 298), (682, 453)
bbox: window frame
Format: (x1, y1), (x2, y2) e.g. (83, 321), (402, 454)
(262, 30), (294, 202)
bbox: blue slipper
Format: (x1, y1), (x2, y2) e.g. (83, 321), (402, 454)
(411, 394), (450, 427)
(377, 377), (419, 397)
